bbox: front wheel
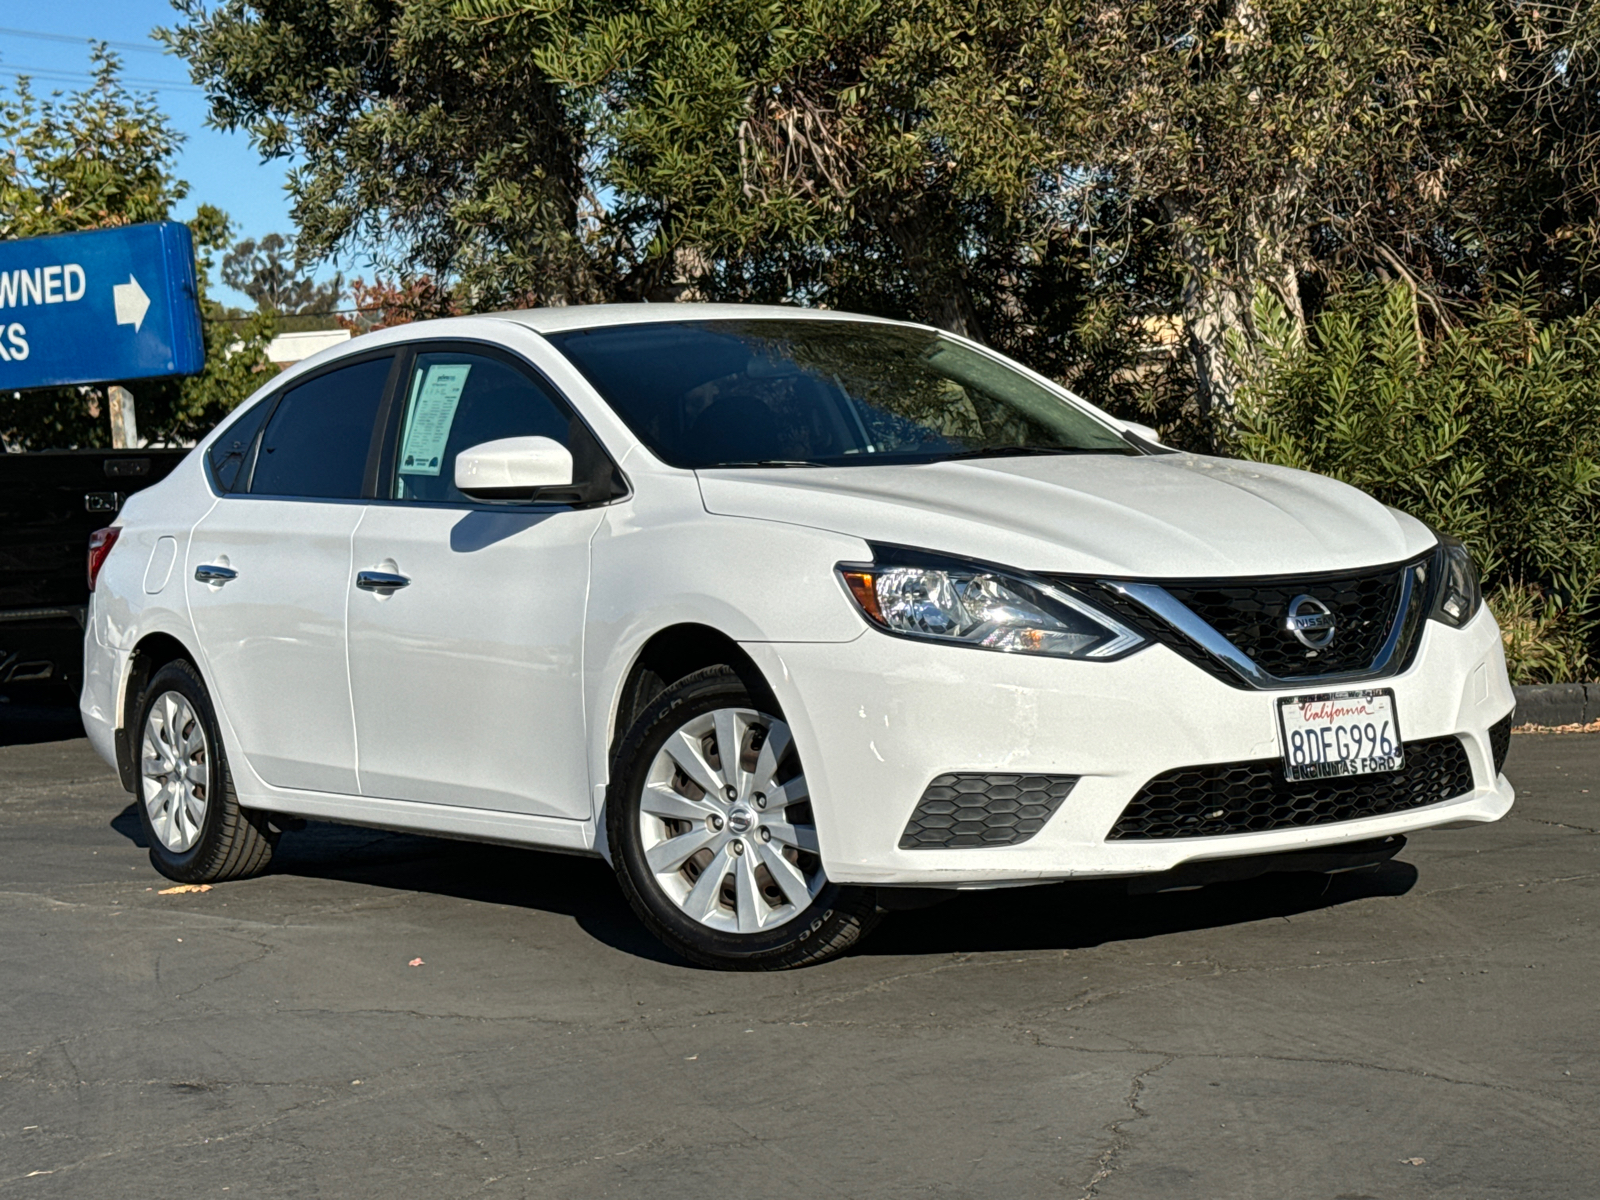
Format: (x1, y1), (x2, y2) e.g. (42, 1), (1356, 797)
(608, 666), (878, 969)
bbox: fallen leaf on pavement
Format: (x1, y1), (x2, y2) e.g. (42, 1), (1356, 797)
(408, 958), (424, 967)
(158, 884), (212, 895)
(1401, 1157), (1427, 1166)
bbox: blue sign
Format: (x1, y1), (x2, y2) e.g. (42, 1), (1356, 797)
(0, 221), (205, 390)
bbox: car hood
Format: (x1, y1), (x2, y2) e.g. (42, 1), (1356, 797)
(696, 452), (1436, 578)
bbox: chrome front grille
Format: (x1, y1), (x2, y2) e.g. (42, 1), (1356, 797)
(1163, 570), (1403, 678)
(1084, 553), (1434, 691)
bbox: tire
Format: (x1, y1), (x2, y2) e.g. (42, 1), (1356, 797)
(608, 665), (879, 969)
(133, 659), (277, 883)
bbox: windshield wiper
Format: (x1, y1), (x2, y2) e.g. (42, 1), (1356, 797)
(938, 445), (1129, 460)
(706, 460), (823, 469)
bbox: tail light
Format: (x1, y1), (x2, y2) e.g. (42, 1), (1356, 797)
(88, 527), (121, 592)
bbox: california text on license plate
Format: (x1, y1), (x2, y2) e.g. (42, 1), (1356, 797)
(1277, 689), (1404, 782)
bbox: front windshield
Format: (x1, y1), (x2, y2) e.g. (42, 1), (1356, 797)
(544, 319), (1135, 468)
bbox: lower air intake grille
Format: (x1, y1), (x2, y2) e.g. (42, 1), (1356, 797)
(1108, 735), (1474, 840)
(1489, 712), (1513, 776)
(900, 773), (1078, 849)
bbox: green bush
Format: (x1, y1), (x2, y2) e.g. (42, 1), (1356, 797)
(1228, 283), (1600, 685)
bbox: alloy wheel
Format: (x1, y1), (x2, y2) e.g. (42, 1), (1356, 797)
(637, 707), (823, 933)
(140, 689), (210, 853)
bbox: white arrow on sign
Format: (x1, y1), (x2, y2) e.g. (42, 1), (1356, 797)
(113, 274), (151, 332)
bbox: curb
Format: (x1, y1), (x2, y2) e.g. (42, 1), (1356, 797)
(1512, 682), (1600, 727)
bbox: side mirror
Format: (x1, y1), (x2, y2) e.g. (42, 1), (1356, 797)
(454, 436), (573, 501)
(1122, 421), (1164, 446)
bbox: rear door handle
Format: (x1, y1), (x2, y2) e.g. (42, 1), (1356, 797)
(356, 570), (411, 593)
(194, 564), (238, 585)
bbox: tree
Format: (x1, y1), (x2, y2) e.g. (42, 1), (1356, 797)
(524, 0), (1185, 422)
(165, 0), (599, 311)
(1012, 1), (1600, 416)
(169, 1), (1600, 430)
(222, 232), (343, 315)
(0, 50), (274, 450)
(519, 0), (1600, 420)
(168, 0), (1162, 422)
(337, 273), (461, 333)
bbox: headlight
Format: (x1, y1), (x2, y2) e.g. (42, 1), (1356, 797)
(1429, 535), (1482, 627)
(837, 554), (1146, 660)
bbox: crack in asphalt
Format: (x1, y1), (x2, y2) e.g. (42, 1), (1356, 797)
(1078, 1054), (1172, 1198)
(789, 952), (1021, 1009)
(1517, 816), (1600, 835)
(0, 888), (321, 930)
(275, 1007), (580, 1027)
(0, 1082), (348, 1187)
(173, 935), (279, 1000)
(1024, 1037), (1556, 1100)
(1418, 870), (1600, 897)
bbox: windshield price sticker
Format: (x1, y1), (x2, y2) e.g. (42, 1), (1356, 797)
(1277, 689), (1403, 782)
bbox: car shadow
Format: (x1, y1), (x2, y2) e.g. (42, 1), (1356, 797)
(111, 803), (1418, 966)
(0, 690), (85, 747)
(867, 860), (1419, 956)
(110, 805), (682, 965)
(449, 509), (556, 553)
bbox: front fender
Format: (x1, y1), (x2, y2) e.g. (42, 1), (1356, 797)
(582, 485), (869, 823)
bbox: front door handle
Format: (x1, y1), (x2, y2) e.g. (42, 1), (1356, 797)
(356, 570), (411, 593)
(194, 564), (238, 585)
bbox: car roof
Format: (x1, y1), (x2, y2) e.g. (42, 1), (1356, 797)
(484, 302), (912, 336)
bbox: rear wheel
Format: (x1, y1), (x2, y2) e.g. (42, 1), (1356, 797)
(134, 659), (277, 883)
(608, 666), (878, 969)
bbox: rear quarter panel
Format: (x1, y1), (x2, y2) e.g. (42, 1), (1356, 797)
(84, 458), (218, 769)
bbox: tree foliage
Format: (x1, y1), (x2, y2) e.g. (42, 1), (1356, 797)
(0, 50), (274, 451)
(1230, 282), (1600, 682)
(165, 0), (599, 309)
(338, 273), (462, 333)
(222, 232), (343, 316)
(170, 1), (1600, 426)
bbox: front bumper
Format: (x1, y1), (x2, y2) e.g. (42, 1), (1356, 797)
(743, 606), (1514, 886)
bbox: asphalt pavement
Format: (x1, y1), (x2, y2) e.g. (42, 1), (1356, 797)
(1, 704), (1595, 1198)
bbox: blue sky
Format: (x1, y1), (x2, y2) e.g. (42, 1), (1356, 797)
(0, 1), (339, 308)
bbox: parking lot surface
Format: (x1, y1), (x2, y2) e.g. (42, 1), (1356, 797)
(1, 709), (1595, 1199)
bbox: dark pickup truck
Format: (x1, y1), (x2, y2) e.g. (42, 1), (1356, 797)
(0, 449), (187, 699)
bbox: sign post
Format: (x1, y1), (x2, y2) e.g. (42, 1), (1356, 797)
(0, 221), (206, 393)
(107, 385), (139, 448)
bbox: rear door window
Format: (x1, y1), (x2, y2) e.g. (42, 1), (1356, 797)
(389, 349), (574, 504)
(208, 398), (271, 493)
(249, 356), (395, 499)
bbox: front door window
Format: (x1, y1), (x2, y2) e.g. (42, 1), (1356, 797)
(390, 351), (574, 503)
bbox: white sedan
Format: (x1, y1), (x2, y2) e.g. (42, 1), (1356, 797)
(81, 304), (1516, 968)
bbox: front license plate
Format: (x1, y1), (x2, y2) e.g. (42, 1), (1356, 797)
(1277, 689), (1404, 782)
